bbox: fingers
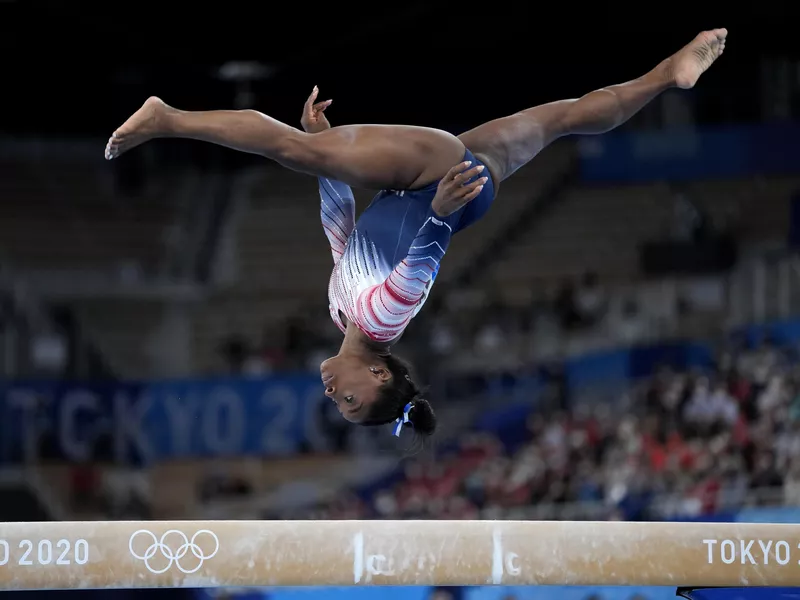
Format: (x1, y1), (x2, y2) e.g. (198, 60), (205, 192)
(313, 99), (332, 113)
(462, 183), (485, 202)
(441, 174), (488, 198)
(439, 160), (488, 203)
(444, 161), (485, 184)
(462, 176), (488, 197)
(444, 161), (472, 182)
(304, 86), (320, 112)
(452, 164), (485, 185)
(447, 178), (487, 213)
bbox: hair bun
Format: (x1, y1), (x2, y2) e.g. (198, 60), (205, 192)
(408, 398), (437, 437)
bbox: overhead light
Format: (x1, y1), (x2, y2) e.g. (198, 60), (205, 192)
(217, 62), (275, 82)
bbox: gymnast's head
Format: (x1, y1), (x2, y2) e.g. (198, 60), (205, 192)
(320, 350), (436, 438)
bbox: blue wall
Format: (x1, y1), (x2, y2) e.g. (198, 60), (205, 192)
(0, 376), (328, 463)
(578, 123), (800, 182)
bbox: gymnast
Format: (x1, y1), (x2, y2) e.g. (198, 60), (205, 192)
(105, 29), (727, 441)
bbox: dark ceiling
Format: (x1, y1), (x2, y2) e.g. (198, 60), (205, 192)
(1, 1), (797, 135)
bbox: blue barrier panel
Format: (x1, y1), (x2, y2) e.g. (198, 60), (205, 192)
(0, 376), (326, 463)
(578, 123), (800, 182)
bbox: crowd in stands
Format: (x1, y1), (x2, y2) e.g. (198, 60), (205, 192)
(206, 255), (800, 524)
(290, 337), (800, 522)
(51, 267), (800, 525)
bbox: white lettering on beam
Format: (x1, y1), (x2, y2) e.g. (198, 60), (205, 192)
(490, 529), (520, 584)
(351, 531), (394, 583)
(703, 539), (796, 565)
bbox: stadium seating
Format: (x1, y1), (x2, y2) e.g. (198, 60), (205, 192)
(0, 150), (179, 276)
(483, 176), (799, 307)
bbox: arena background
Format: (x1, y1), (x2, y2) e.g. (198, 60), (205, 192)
(2, 1), (800, 599)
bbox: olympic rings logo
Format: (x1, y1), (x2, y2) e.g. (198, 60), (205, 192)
(128, 529), (219, 574)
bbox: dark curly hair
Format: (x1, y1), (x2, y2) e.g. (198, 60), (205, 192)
(360, 353), (437, 438)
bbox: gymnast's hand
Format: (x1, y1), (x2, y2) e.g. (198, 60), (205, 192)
(431, 161), (488, 217)
(301, 86), (333, 133)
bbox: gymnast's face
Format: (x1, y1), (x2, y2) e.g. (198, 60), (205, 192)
(320, 355), (391, 423)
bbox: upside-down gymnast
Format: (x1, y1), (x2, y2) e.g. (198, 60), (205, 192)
(105, 29), (727, 441)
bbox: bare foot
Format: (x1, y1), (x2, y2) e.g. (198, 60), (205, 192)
(105, 97), (172, 160)
(670, 28), (727, 89)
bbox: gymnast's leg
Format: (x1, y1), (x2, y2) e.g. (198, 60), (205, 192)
(459, 29), (727, 183)
(104, 97), (465, 191)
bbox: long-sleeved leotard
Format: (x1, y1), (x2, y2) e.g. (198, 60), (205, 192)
(318, 149), (496, 343)
(320, 178), (451, 343)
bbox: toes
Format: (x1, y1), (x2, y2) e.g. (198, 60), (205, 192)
(105, 138), (119, 160)
(105, 131), (124, 160)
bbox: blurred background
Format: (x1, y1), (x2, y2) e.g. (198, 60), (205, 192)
(1, 2), (800, 600)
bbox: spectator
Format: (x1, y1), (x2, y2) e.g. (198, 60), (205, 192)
(575, 271), (607, 327)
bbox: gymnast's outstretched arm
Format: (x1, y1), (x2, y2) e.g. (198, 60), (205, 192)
(356, 212), (453, 343)
(352, 162), (486, 343)
(299, 89), (357, 263)
(319, 178), (355, 264)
